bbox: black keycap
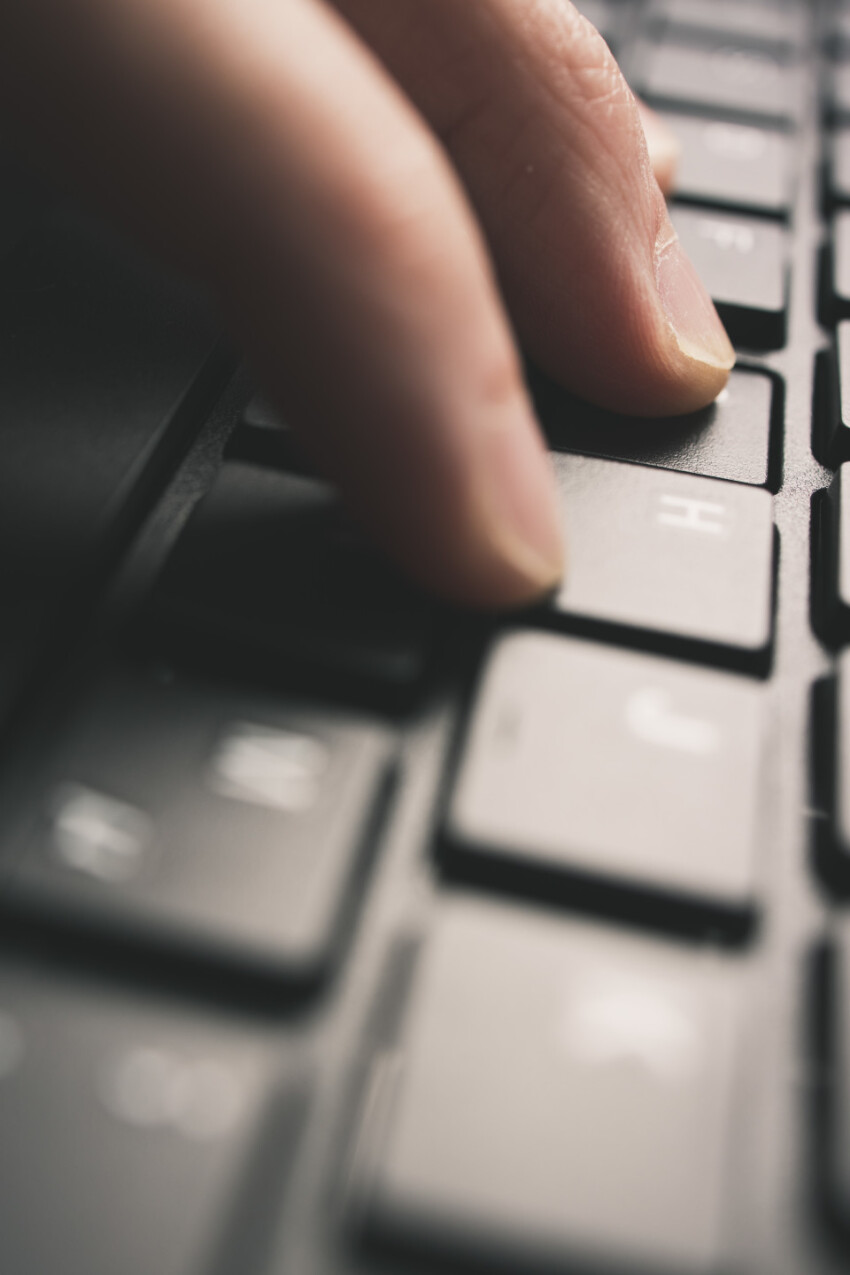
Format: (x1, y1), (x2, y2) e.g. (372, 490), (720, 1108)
(547, 454), (775, 669)
(648, 0), (806, 51)
(832, 653), (850, 874)
(533, 365), (776, 487)
(445, 632), (763, 931)
(833, 211), (850, 316)
(145, 462), (433, 700)
(0, 963), (304, 1275)
(831, 130), (850, 204)
(825, 323), (850, 465)
(816, 926), (850, 1241)
(0, 207), (223, 721)
(671, 204), (789, 347)
(826, 466), (850, 641)
(3, 666), (393, 982)
(834, 65), (850, 121)
(226, 392), (309, 474)
(357, 898), (744, 1274)
(662, 112), (792, 215)
(639, 39), (804, 125)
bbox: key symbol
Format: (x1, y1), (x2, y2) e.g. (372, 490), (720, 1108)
(697, 218), (754, 254)
(656, 494), (728, 536)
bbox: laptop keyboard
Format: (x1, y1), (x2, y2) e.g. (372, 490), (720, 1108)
(2, 1), (850, 1272)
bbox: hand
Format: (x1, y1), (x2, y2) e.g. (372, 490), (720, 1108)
(0, 0), (734, 606)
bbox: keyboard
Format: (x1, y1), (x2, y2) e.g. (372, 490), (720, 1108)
(2, 1), (850, 1272)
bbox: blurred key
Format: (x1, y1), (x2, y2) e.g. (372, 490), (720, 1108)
(825, 323), (850, 465)
(639, 39), (804, 125)
(548, 455), (775, 669)
(662, 113), (792, 215)
(533, 365), (777, 488)
(826, 466), (850, 642)
(572, 0), (618, 46)
(831, 130), (850, 204)
(648, 0), (806, 51)
(4, 666), (393, 983)
(146, 463), (433, 701)
(0, 963), (303, 1275)
(833, 211), (850, 316)
(671, 204), (789, 347)
(445, 632), (763, 931)
(831, 653), (850, 878)
(358, 898), (744, 1274)
(816, 924), (850, 1241)
(834, 65), (850, 122)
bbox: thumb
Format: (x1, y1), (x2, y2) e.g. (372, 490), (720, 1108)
(335, 0), (735, 417)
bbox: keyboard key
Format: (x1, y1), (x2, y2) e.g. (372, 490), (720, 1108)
(357, 898), (744, 1274)
(826, 467), (850, 641)
(533, 365), (776, 487)
(648, 0), (806, 51)
(0, 963), (304, 1275)
(0, 207), (223, 721)
(816, 926), (850, 1240)
(831, 130), (850, 204)
(145, 462), (434, 701)
(226, 392), (309, 474)
(824, 323), (850, 466)
(3, 666), (393, 982)
(833, 211), (850, 316)
(639, 39), (804, 126)
(671, 204), (789, 347)
(445, 632), (763, 931)
(833, 65), (850, 121)
(662, 112), (792, 214)
(547, 455), (775, 669)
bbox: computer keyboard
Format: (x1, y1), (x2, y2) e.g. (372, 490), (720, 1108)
(1, 1), (849, 1272)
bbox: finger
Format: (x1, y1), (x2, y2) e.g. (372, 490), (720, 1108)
(333, 0), (734, 416)
(636, 99), (681, 197)
(0, 0), (563, 607)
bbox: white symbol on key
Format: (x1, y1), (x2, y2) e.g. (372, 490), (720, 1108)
(99, 1046), (246, 1140)
(656, 493), (728, 536)
(625, 687), (720, 755)
(702, 121), (766, 161)
(559, 973), (700, 1080)
(209, 723), (329, 812)
(49, 784), (153, 882)
(696, 217), (754, 254)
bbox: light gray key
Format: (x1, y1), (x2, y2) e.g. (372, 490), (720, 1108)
(446, 632), (764, 925)
(549, 454), (775, 667)
(359, 898), (744, 1275)
(640, 40), (804, 125)
(0, 964), (303, 1275)
(834, 211), (850, 314)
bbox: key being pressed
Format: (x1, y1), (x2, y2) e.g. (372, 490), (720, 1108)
(533, 365), (777, 487)
(0, 962), (305, 1275)
(2, 666), (393, 983)
(670, 204), (789, 348)
(547, 455), (775, 670)
(444, 632), (764, 933)
(357, 898), (744, 1275)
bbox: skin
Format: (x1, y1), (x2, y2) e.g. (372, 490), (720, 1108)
(0, 0), (734, 607)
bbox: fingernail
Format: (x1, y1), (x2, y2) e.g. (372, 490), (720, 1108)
(655, 228), (735, 370)
(479, 409), (565, 600)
